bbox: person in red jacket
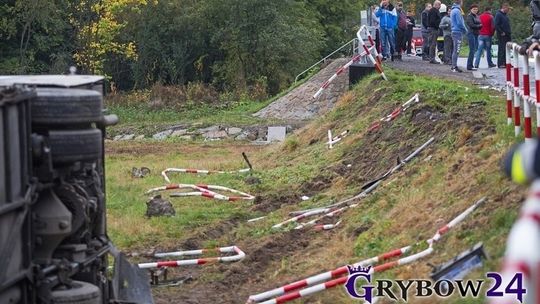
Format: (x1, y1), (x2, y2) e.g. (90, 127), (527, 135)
(474, 7), (497, 68)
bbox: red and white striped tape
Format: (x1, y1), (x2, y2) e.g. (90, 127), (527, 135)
(327, 129), (349, 149)
(138, 245), (245, 269)
(368, 93), (420, 132)
(146, 183), (255, 201)
(247, 197), (486, 304)
(490, 181), (540, 304)
(162, 167), (251, 183)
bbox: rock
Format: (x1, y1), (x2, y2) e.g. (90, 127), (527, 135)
(198, 125), (222, 133)
(204, 130), (228, 139)
(153, 129), (173, 140)
(113, 135), (123, 141)
(146, 195), (175, 217)
(227, 127), (243, 135)
(178, 135), (194, 141)
(235, 133), (248, 141)
(246, 130), (259, 141)
(121, 134), (135, 141)
(245, 176), (261, 185)
(171, 129), (188, 137)
(135, 135), (145, 140)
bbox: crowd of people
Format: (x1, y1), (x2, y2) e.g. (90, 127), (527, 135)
(372, 0), (513, 72)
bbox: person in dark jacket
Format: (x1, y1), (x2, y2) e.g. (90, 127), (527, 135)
(439, 4), (453, 64)
(395, 2), (408, 60)
(427, 0), (442, 63)
(495, 3), (512, 68)
(405, 10), (416, 55)
(466, 4), (482, 70)
(421, 3), (433, 59)
(531, 0), (540, 39)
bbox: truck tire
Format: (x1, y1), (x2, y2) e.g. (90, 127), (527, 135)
(32, 88), (102, 126)
(48, 129), (102, 164)
(50, 280), (101, 304)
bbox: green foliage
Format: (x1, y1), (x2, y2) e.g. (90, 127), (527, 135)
(0, 0), (75, 74)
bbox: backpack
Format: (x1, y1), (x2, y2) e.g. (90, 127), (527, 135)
(398, 11), (407, 30)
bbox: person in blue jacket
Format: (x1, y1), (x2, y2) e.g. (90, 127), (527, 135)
(375, 0), (398, 60)
(450, 0), (468, 72)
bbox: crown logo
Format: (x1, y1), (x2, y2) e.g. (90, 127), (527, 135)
(347, 265), (372, 275)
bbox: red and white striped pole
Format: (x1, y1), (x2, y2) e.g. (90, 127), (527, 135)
(313, 51), (369, 99)
(364, 28), (382, 65)
(326, 129), (349, 148)
(138, 245), (245, 269)
(489, 182), (540, 304)
(357, 26), (387, 80)
(368, 93), (420, 132)
(162, 167), (251, 183)
(506, 42), (513, 125)
(146, 183), (255, 201)
(534, 51), (540, 137)
(522, 50), (533, 141)
(513, 44), (522, 136)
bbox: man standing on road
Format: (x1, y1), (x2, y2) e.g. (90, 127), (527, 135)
(376, 0), (398, 60)
(427, 1), (442, 64)
(530, 0), (540, 41)
(466, 4), (482, 70)
(396, 2), (408, 60)
(474, 7), (496, 68)
(421, 3), (433, 60)
(495, 3), (512, 68)
(405, 9), (416, 55)
(439, 4), (453, 64)
(450, 0), (468, 72)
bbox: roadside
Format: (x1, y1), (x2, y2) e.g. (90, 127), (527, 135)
(386, 54), (507, 91)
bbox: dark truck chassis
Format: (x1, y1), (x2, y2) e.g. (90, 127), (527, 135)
(0, 76), (152, 304)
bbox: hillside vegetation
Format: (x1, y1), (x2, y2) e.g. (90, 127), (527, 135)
(105, 69), (523, 303)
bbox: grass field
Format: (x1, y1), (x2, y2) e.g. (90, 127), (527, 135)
(105, 68), (524, 303)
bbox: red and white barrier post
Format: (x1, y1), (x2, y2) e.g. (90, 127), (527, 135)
(489, 182), (540, 304)
(138, 245), (246, 269)
(161, 167), (250, 183)
(146, 183), (255, 201)
(534, 51), (540, 137)
(506, 42), (513, 125)
(512, 44), (522, 136)
(521, 48), (533, 141)
(357, 26), (387, 81)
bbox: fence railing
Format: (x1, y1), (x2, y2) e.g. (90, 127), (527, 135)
(294, 38), (359, 84)
(505, 42), (540, 140)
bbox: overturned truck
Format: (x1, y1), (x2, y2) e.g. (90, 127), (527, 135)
(0, 76), (152, 304)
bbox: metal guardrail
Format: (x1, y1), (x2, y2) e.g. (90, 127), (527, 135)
(294, 38), (358, 84)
